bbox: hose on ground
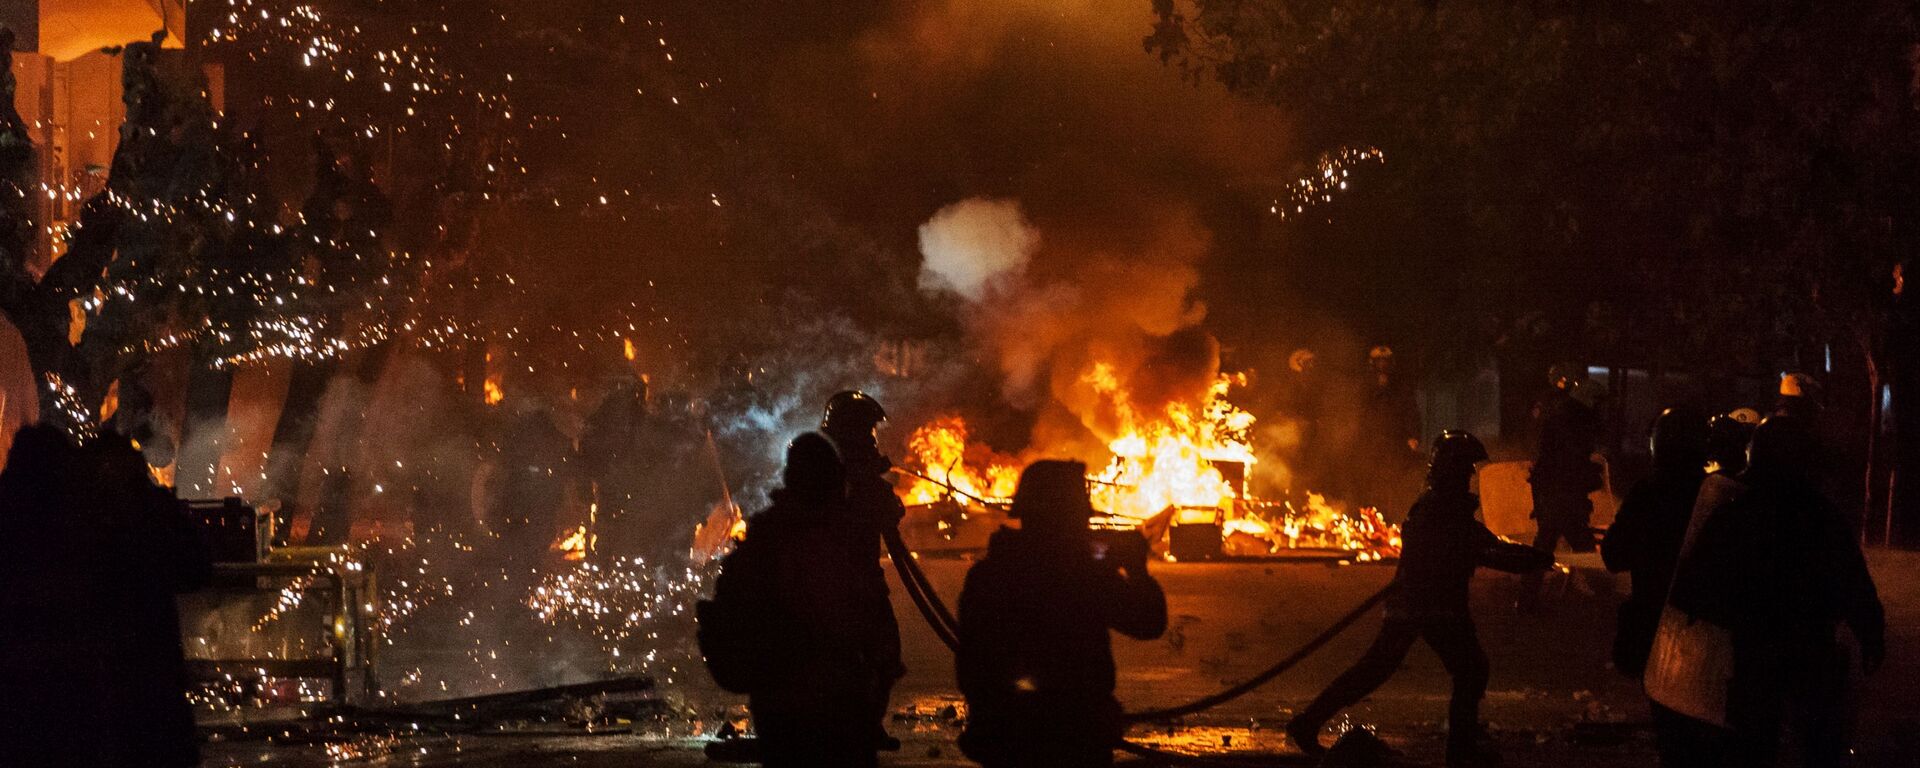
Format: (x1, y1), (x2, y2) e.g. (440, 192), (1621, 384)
(1116, 739), (1318, 767)
(1120, 580), (1392, 722)
(878, 527), (1394, 722)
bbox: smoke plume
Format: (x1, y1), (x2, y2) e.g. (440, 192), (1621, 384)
(917, 197), (1038, 302)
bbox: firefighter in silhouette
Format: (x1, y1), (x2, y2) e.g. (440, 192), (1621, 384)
(1, 427), (210, 767)
(1601, 406), (1713, 766)
(1358, 345), (1423, 510)
(1671, 416), (1885, 767)
(496, 399), (578, 566)
(817, 390), (905, 750)
(1706, 409), (1760, 477)
(957, 460), (1167, 768)
(1890, 260), (1920, 547)
(708, 432), (890, 768)
(1279, 348), (1328, 491)
(1520, 377), (1605, 611)
(1288, 432), (1552, 767)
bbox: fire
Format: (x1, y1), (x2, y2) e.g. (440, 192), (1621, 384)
(552, 525), (589, 561)
(894, 361), (1402, 560)
(483, 377), (504, 406)
(900, 416), (1020, 505)
(1084, 364), (1255, 520)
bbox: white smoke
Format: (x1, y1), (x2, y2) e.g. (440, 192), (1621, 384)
(916, 197), (1039, 302)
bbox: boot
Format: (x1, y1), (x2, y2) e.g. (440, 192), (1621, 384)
(1445, 724), (1501, 768)
(1286, 716), (1328, 758)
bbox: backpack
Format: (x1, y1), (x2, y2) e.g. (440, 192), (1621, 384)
(697, 544), (771, 693)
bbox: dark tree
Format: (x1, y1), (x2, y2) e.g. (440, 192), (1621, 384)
(1148, 0), (1920, 523)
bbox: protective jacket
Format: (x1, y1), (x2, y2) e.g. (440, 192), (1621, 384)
(1388, 490), (1551, 621)
(1602, 467), (1706, 675)
(957, 528), (1166, 766)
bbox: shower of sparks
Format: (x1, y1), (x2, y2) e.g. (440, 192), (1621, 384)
(525, 557), (709, 646)
(1270, 146), (1385, 220)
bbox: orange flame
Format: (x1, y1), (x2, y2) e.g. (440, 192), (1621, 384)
(901, 416), (1020, 505)
(895, 361), (1401, 559)
(553, 525), (589, 561)
(1084, 363), (1255, 520)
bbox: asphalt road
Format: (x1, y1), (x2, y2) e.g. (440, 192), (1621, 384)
(203, 550), (1920, 767)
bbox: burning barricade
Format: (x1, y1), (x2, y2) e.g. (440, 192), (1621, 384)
(894, 369), (1401, 561)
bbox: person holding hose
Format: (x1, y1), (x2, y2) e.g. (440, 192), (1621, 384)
(818, 390), (907, 751)
(956, 460), (1167, 768)
(1288, 431), (1553, 768)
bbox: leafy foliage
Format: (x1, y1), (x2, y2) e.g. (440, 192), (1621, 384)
(1149, 0), (1920, 373)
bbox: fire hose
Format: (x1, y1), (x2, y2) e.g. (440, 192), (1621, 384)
(877, 528), (1396, 762)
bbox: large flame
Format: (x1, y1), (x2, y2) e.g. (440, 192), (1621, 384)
(896, 362), (1401, 559)
(1083, 363), (1254, 520)
(901, 416), (1020, 505)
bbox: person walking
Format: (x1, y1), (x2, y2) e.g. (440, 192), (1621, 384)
(1288, 432), (1552, 767)
(1671, 416), (1885, 767)
(1602, 407), (1716, 765)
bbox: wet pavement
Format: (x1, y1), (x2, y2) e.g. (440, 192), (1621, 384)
(201, 551), (1920, 766)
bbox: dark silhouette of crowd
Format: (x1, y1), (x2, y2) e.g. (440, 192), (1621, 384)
(690, 382), (1896, 768)
(0, 425), (210, 768)
(0, 372), (1889, 768)
(1598, 395), (1885, 767)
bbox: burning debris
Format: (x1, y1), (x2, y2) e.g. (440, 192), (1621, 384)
(895, 369), (1401, 561)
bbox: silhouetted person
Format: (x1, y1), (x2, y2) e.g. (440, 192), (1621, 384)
(1672, 416), (1885, 767)
(1602, 407), (1713, 766)
(88, 434), (211, 767)
(496, 400), (577, 565)
(1521, 379), (1603, 611)
(711, 433), (888, 768)
(1889, 260), (1920, 547)
(581, 377), (669, 559)
(818, 390), (905, 748)
(1288, 432), (1552, 768)
(1358, 345), (1422, 510)
(1705, 410), (1759, 478)
(957, 460), (1166, 768)
(0, 427), (209, 767)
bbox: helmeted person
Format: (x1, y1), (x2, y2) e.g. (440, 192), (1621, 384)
(1288, 432), (1552, 768)
(1358, 345), (1423, 509)
(1280, 348), (1329, 491)
(0, 427), (210, 768)
(496, 397), (579, 565)
(1601, 407), (1714, 766)
(1774, 372), (1823, 421)
(707, 433), (892, 768)
(816, 390), (906, 749)
(1670, 416), (1885, 767)
(1521, 377), (1605, 611)
(957, 460), (1167, 768)
(1706, 410), (1760, 477)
